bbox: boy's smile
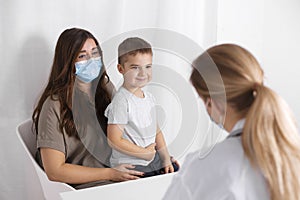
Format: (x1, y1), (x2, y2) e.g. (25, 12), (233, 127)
(118, 53), (152, 94)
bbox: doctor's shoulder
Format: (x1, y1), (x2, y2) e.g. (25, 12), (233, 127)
(185, 137), (245, 177)
(199, 137), (244, 164)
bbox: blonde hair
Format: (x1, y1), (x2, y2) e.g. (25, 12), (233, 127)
(190, 44), (300, 200)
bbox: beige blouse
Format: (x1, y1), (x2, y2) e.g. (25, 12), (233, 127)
(36, 80), (115, 189)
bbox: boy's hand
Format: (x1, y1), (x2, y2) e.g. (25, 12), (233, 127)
(162, 159), (174, 174)
(144, 143), (156, 161)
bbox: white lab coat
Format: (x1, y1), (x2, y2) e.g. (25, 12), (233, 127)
(163, 119), (269, 200)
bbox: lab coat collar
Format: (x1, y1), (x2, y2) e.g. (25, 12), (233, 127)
(228, 118), (246, 138)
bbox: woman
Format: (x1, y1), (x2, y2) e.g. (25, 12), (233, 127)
(32, 28), (143, 189)
(164, 44), (300, 199)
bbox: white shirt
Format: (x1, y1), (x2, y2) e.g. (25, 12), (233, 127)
(105, 87), (157, 167)
(163, 119), (270, 200)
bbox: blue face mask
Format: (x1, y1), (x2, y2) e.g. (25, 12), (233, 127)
(75, 58), (102, 83)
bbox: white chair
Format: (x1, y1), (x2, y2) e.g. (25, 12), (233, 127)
(16, 119), (75, 200)
(60, 172), (176, 200)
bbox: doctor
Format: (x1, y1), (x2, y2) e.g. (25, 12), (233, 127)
(164, 44), (300, 200)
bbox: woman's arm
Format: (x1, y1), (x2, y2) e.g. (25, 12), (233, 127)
(40, 148), (143, 184)
(107, 124), (156, 161)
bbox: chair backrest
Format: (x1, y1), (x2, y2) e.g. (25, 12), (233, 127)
(16, 119), (75, 200)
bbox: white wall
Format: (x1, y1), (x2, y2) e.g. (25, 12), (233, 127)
(262, 0), (300, 124)
(217, 0), (300, 124)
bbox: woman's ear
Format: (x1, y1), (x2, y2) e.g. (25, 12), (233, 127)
(205, 98), (212, 115)
(205, 98), (212, 108)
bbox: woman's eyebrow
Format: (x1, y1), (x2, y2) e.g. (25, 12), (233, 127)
(78, 47), (97, 53)
(91, 47), (98, 51)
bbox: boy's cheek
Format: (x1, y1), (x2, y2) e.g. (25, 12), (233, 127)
(124, 72), (137, 80)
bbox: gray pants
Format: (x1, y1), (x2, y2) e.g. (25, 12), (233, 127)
(134, 153), (179, 178)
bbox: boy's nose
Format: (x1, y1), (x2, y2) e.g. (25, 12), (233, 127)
(138, 68), (146, 76)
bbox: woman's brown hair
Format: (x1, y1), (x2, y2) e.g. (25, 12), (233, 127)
(32, 28), (111, 138)
(190, 44), (300, 200)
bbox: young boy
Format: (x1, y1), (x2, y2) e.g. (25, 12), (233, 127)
(104, 37), (179, 177)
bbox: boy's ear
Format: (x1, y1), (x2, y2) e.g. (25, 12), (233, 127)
(117, 64), (124, 74)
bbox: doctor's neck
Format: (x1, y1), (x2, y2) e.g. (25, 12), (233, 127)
(223, 105), (244, 133)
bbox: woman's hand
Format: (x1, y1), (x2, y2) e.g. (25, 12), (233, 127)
(110, 164), (144, 182)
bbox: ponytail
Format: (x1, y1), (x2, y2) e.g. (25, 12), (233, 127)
(243, 84), (300, 200)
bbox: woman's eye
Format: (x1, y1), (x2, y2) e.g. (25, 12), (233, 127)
(78, 54), (87, 59)
(92, 51), (100, 57)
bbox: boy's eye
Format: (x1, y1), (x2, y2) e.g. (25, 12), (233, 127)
(131, 66), (138, 69)
(146, 65), (152, 68)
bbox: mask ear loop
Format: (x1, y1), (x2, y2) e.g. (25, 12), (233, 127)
(211, 99), (225, 128)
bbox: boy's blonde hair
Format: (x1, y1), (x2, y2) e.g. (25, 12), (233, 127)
(118, 37), (152, 65)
